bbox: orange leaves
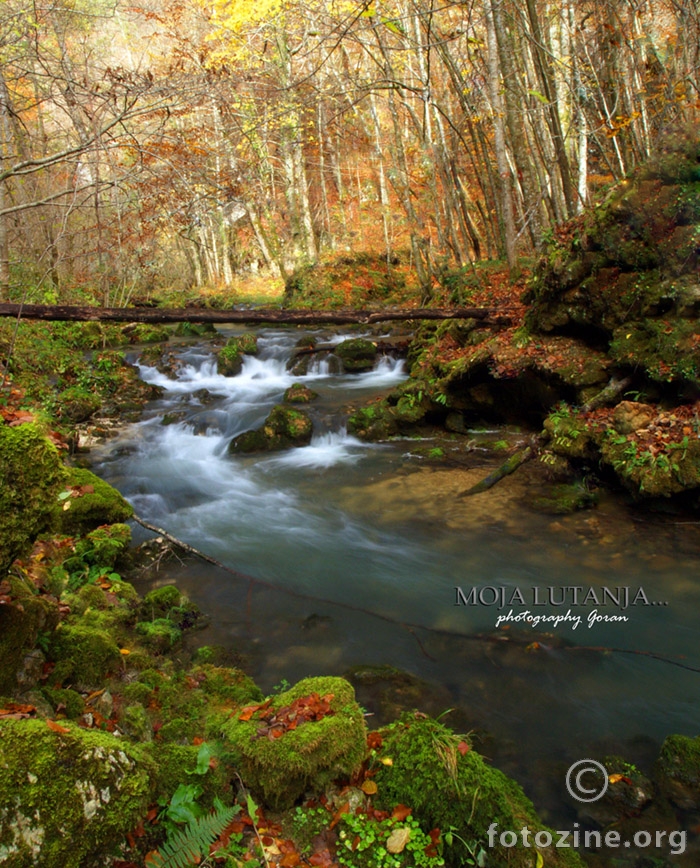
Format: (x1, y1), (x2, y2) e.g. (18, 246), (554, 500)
(240, 693), (336, 741)
(46, 719), (71, 734)
(360, 779), (377, 795)
(0, 703), (37, 720)
(456, 740), (470, 756)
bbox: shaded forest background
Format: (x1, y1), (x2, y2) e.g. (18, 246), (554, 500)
(1, 0), (698, 304)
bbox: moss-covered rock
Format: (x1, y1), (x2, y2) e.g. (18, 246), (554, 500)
(56, 467), (133, 535)
(217, 334), (258, 376)
(56, 386), (101, 423)
(0, 422), (66, 573)
(0, 573), (61, 696)
(334, 338), (377, 372)
(530, 483), (598, 515)
(284, 383), (318, 403)
(221, 676), (366, 810)
(50, 624), (121, 688)
(229, 404), (313, 454)
(0, 718), (155, 868)
(347, 402), (399, 441)
(655, 733), (700, 810)
(373, 715), (585, 868)
(134, 618), (182, 652)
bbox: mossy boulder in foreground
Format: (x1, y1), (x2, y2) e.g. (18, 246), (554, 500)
(0, 422), (66, 573)
(228, 404), (313, 454)
(0, 718), (155, 868)
(373, 715), (586, 868)
(222, 676), (366, 810)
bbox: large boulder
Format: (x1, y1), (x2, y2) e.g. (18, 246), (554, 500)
(217, 334), (258, 376)
(373, 714), (585, 868)
(0, 719), (155, 868)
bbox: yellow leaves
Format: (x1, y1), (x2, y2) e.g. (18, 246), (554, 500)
(379, 756), (393, 766)
(361, 779), (378, 795)
(386, 827), (410, 853)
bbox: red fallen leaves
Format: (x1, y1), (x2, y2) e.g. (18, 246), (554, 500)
(46, 719), (71, 734)
(457, 740), (470, 756)
(238, 692), (335, 741)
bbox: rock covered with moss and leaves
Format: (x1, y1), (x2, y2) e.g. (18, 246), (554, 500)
(56, 466), (134, 535)
(222, 676), (367, 810)
(229, 404), (313, 453)
(372, 714), (585, 868)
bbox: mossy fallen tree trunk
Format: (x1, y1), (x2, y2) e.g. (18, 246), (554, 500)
(459, 447), (533, 497)
(0, 303), (512, 326)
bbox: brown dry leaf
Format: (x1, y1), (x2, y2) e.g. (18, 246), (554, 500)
(391, 804), (412, 822)
(361, 780), (378, 795)
(46, 719), (70, 734)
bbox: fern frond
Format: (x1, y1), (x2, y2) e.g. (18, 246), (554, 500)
(148, 804), (239, 868)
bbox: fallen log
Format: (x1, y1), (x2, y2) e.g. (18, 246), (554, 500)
(458, 446), (533, 497)
(0, 302), (512, 326)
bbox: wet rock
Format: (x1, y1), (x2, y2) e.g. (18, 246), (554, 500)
(530, 483), (598, 515)
(575, 756), (653, 827)
(655, 733), (700, 810)
(217, 333), (258, 376)
(334, 338), (377, 372)
(284, 383), (318, 403)
(229, 405), (313, 454)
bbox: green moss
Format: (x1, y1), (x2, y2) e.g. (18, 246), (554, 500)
(601, 432), (700, 497)
(42, 687), (85, 719)
(374, 716), (585, 868)
(121, 702), (152, 741)
(147, 742), (234, 809)
(135, 618), (183, 652)
(174, 322), (217, 337)
(656, 734), (700, 787)
(347, 403), (399, 441)
(56, 386), (101, 423)
(141, 584), (182, 618)
(0, 423), (66, 573)
(229, 404), (313, 454)
(191, 664), (263, 705)
(542, 410), (594, 460)
(334, 338), (377, 372)
(0, 718), (155, 868)
(221, 676), (366, 810)
(530, 483), (598, 515)
(0, 573), (61, 695)
(50, 624), (121, 687)
(217, 334), (258, 376)
(56, 467), (133, 535)
(609, 317), (700, 385)
(121, 682), (154, 706)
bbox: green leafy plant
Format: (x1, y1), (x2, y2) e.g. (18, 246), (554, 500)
(337, 812), (444, 868)
(148, 802), (238, 868)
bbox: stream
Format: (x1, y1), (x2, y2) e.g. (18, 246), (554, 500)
(91, 326), (700, 827)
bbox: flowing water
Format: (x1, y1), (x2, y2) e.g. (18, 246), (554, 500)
(92, 327), (700, 824)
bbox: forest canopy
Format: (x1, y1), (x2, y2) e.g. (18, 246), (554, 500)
(0, 0), (697, 301)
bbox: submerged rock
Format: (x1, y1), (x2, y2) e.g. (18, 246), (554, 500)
(655, 733), (700, 810)
(229, 404), (313, 454)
